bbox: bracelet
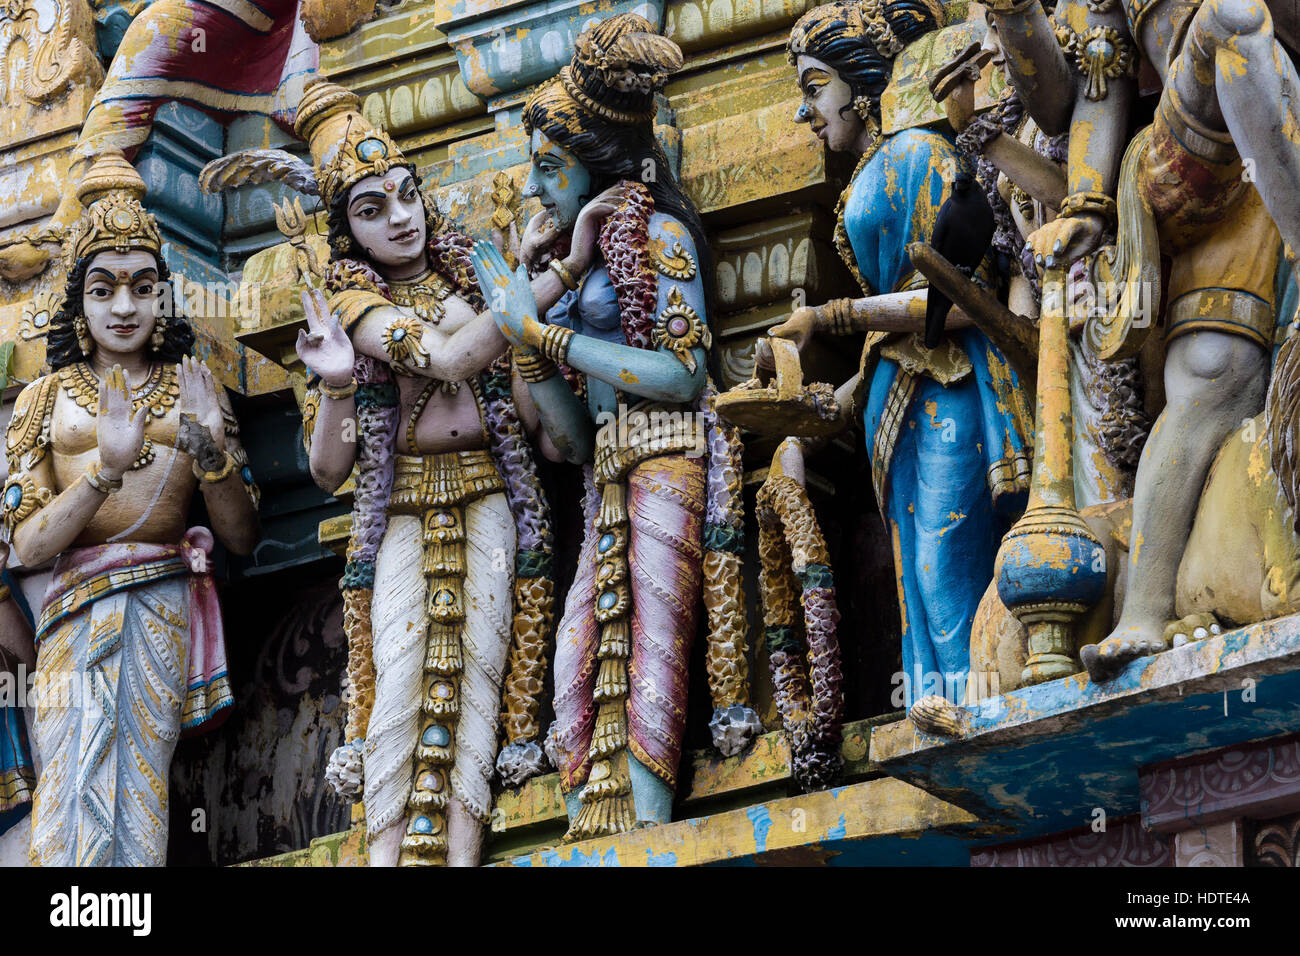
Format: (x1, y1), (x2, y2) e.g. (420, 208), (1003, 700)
(1057, 191), (1118, 229)
(85, 465), (123, 495)
(193, 451), (238, 484)
(821, 299), (857, 336)
(0, 583), (11, 604)
(318, 378), (357, 400)
(549, 258), (578, 292)
(539, 324), (575, 365)
(515, 348), (558, 383)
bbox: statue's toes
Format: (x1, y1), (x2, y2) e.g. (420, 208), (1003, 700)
(908, 695), (967, 738)
(1080, 643), (1115, 682)
(1165, 613), (1223, 648)
(1081, 636), (1149, 682)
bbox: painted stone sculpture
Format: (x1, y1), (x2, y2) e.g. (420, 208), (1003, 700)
(937, 8), (1149, 510)
(755, 439), (844, 792)
(0, 151), (260, 866)
(0, 0), (317, 280)
(761, 0), (1034, 735)
(0, 540), (36, 837)
(240, 78), (571, 867)
(984, 0), (1300, 679)
(469, 13), (758, 840)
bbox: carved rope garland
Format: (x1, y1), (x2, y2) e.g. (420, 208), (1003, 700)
(756, 473), (845, 792)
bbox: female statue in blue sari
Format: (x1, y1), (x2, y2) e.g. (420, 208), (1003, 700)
(764, 0), (1033, 735)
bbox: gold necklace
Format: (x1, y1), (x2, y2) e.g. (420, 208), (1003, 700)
(832, 136), (884, 298)
(390, 268), (452, 325)
(59, 361), (180, 422)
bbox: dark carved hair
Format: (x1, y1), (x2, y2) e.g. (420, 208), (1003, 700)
(47, 253), (196, 371)
(788, 0), (944, 123)
(523, 86), (715, 309)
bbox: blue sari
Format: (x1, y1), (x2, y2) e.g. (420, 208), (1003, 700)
(841, 127), (1033, 707)
(1, 569), (35, 835)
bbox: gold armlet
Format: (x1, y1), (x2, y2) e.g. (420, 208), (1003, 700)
(548, 258), (578, 292)
(381, 314), (427, 367)
(318, 378), (357, 401)
(0, 583), (10, 604)
(1056, 25), (1137, 101)
(1058, 191), (1118, 229)
(193, 451), (238, 484)
(540, 325), (575, 366)
(515, 348), (558, 383)
(653, 287), (710, 375)
(85, 465), (123, 495)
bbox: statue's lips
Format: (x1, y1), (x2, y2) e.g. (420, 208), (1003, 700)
(811, 120), (826, 141)
(107, 324), (140, 335)
(389, 229), (420, 244)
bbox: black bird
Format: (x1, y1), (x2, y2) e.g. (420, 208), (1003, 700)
(924, 169), (995, 350)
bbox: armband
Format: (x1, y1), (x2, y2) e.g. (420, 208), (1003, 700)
(382, 314), (428, 368)
(1056, 25), (1137, 101)
(653, 287), (711, 375)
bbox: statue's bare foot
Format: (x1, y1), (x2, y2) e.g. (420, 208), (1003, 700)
(1164, 612), (1223, 648)
(1080, 622), (1168, 682)
(0, 223), (66, 282)
(0, 237), (52, 282)
(908, 695), (967, 738)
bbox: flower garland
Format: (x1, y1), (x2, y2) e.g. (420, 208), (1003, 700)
(756, 472), (844, 793)
(599, 180), (657, 350)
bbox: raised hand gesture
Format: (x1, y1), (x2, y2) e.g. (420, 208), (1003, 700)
(179, 356), (226, 455)
(97, 365), (148, 480)
(296, 289), (355, 387)
(470, 240), (540, 347)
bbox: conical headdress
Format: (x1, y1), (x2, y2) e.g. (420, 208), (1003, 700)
(295, 78), (408, 209)
(67, 150), (163, 265)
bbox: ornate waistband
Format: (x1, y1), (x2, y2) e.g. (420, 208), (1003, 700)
(388, 449), (505, 514)
(593, 401), (705, 485)
(36, 556), (191, 644)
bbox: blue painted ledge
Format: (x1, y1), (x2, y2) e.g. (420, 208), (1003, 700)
(870, 613), (1300, 844)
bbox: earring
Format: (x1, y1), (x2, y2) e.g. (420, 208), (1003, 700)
(333, 234), (352, 255)
(151, 314), (167, 351)
(74, 315), (93, 355)
(853, 95), (873, 120)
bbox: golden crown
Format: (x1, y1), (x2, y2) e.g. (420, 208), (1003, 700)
(295, 79), (409, 208)
(66, 150), (163, 266)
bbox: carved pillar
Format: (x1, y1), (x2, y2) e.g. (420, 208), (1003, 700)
(994, 269), (1106, 684)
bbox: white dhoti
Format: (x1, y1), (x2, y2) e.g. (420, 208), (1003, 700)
(365, 492), (515, 865)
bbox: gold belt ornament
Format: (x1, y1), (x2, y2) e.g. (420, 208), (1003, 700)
(390, 448), (504, 866)
(593, 401), (704, 485)
(389, 449), (505, 514)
